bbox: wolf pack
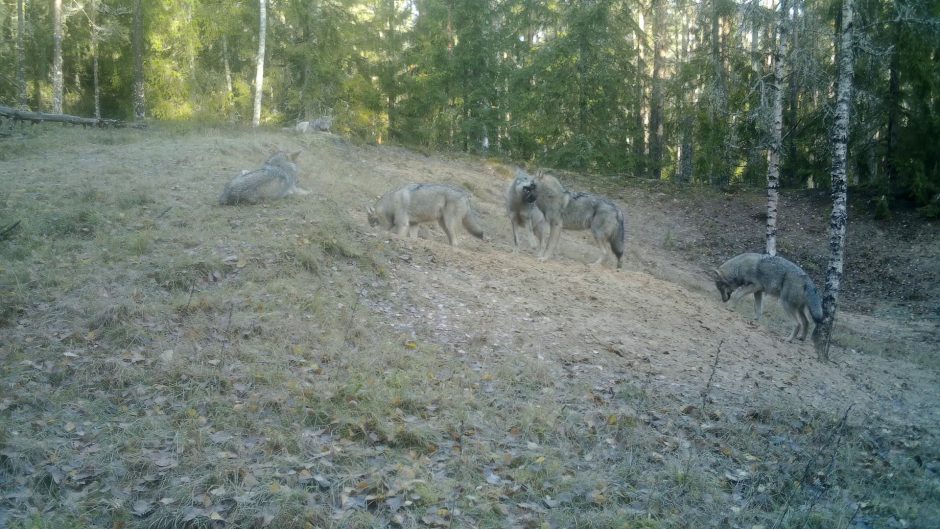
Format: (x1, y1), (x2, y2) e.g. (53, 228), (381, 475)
(221, 149), (824, 351)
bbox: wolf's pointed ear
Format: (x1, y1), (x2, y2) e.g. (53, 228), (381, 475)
(366, 206), (375, 216)
(710, 268), (724, 282)
(289, 150), (301, 161)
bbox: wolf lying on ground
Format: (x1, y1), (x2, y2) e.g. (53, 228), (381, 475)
(218, 150), (309, 205)
(713, 252), (824, 342)
(533, 171), (626, 268)
(367, 183), (485, 247)
(506, 169), (549, 254)
(296, 116), (333, 133)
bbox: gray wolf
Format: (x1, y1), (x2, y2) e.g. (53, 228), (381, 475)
(296, 116), (333, 133)
(367, 183), (484, 246)
(712, 252), (824, 342)
(533, 171), (626, 268)
(506, 169), (549, 254)
(219, 150), (309, 205)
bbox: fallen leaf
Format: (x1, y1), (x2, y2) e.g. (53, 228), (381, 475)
(132, 499), (153, 517)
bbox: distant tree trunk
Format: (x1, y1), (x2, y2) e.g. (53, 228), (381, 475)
(52, 0), (63, 114)
(90, 0), (101, 119)
(649, 0), (665, 180)
(133, 0), (145, 119)
(632, 25), (646, 177)
(766, 0), (789, 256)
(252, 0), (267, 127)
(222, 35), (233, 97)
(884, 20), (900, 191)
(16, 0), (27, 109)
(784, 0), (800, 187)
(676, 2), (693, 184)
(709, 0), (728, 186)
(814, 0), (854, 361)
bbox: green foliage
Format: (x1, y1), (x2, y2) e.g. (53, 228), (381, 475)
(1, 0), (937, 198)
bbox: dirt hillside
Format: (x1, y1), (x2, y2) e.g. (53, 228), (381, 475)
(1, 125), (937, 528)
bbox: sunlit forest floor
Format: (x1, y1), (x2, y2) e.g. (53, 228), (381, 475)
(1, 124), (937, 528)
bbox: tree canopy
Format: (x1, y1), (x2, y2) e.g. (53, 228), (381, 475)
(1, 0), (937, 205)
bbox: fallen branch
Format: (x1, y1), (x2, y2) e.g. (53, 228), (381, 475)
(0, 220), (21, 241)
(0, 105), (125, 128)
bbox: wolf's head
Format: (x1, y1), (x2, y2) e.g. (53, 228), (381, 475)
(711, 269), (734, 302)
(521, 182), (538, 204)
(265, 150), (301, 174)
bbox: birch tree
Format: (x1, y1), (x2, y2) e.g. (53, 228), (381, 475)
(52, 0), (63, 113)
(252, 0), (266, 127)
(16, 0), (27, 109)
(814, 0), (855, 361)
(765, 0), (789, 256)
(133, 0), (145, 119)
(88, 0), (100, 119)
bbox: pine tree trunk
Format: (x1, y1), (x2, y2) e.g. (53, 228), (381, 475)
(676, 2), (693, 184)
(52, 0), (63, 114)
(784, 0), (800, 187)
(632, 26), (646, 177)
(649, 0), (665, 180)
(16, 0), (27, 109)
(885, 20), (900, 190)
(707, 0), (729, 186)
(90, 0), (100, 119)
(133, 0), (145, 119)
(252, 0), (267, 127)
(766, 0), (789, 256)
(814, 0), (854, 361)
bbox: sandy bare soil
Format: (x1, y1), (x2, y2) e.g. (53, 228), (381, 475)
(339, 143), (940, 436)
(1, 126), (937, 528)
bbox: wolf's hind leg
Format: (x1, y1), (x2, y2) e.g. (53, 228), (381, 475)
(440, 215), (458, 247)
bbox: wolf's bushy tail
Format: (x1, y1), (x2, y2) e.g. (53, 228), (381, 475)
(463, 209), (485, 239)
(611, 209), (626, 269)
(805, 279), (824, 322)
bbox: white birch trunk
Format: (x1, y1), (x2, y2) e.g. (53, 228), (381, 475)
(90, 0), (100, 119)
(252, 0), (267, 128)
(133, 0), (145, 119)
(766, 0), (789, 256)
(52, 0), (63, 114)
(16, 0), (27, 109)
(814, 0), (854, 361)
(222, 35), (233, 97)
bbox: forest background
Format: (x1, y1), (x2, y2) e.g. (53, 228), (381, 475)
(1, 0), (938, 209)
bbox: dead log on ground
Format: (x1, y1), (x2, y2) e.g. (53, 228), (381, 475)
(0, 105), (125, 128)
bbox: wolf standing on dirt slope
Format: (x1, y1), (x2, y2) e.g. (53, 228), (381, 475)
(506, 169), (549, 254)
(533, 171), (626, 269)
(367, 183), (485, 247)
(712, 253), (824, 343)
(218, 150), (310, 205)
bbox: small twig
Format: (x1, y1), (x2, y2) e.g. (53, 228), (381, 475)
(772, 404), (854, 529)
(216, 302), (237, 357)
(185, 279), (196, 310)
(701, 339), (724, 412)
(343, 290), (363, 345)
(0, 220), (21, 240)
(154, 206), (172, 219)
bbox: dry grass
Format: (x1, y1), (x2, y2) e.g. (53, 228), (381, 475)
(1, 126), (937, 529)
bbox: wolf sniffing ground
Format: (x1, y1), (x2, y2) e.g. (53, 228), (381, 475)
(218, 149), (309, 205)
(533, 171), (626, 268)
(505, 169), (549, 254)
(367, 183), (485, 246)
(713, 252), (824, 342)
